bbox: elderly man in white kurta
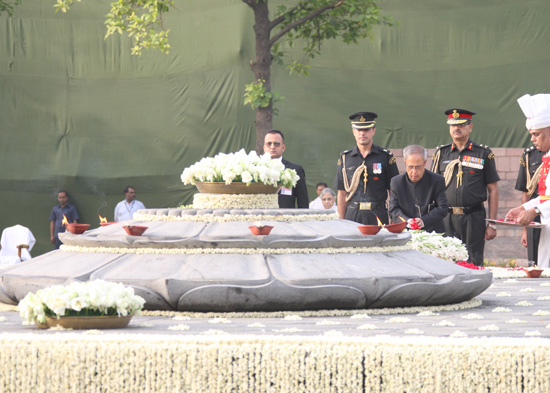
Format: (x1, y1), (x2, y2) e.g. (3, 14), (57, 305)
(506, 94), (550, 268)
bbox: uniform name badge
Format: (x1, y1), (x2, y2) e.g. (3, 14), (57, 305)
(280, 187), (293, 196)
(373, 163), (382, 174)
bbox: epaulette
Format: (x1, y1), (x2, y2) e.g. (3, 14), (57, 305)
(381, 147), (394, 156)
(337, 149), (352, 166)
(434, 142), (452, 151)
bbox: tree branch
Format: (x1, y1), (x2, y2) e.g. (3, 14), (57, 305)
(270, 4), (302, 29)
(268, 0), (344, 48)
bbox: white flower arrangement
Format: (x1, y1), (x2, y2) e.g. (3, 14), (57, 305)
(181, 149), (299, 189)
(408, 231), (468, 262)
(192, 193), (279, 209)
(18, 280), (145, 325)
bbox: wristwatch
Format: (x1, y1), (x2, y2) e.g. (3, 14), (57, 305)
(534, 206), (541, 215)
(487, 223), (497, 230)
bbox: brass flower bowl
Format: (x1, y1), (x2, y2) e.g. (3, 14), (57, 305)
(195, 181), (281, 195)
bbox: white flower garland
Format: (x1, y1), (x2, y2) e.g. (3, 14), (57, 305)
(133, 212), (339, 222)
(59, 244), (412, 255)
(1, 334), (548, 393)
(192, 193), (279, 209)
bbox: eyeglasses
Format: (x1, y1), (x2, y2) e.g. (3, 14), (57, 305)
(265, 142), (282, 147)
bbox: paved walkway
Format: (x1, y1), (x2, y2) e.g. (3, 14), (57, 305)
(1, 278), (548, 338)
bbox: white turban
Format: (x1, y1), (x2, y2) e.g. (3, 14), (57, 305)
(517, 94), (550, 130)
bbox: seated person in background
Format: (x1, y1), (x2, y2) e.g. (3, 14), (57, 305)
(389, 145), (448, 232)
(320, 188), (338, 212)
(309, 182), (328, 209)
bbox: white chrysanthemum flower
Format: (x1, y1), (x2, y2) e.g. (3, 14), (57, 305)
(386, 317), (411, 323)
(202, 329), (227, 335)
(208, 318), (231, 324)
(506, 319), (527, 324)
(180, 150), (299, 188)
(283, 315), (302, 321)
(515, 301), (533, 306)
(274, 328), (303, 333)
(449, 330), (468, 338)
(247, 323), (266, 328)
(350, 314), (371, 319)
(404, 328), (424, 334)
(479, 324), (500, 331)
(496, 292), (512, 297)
(17, 280), (145, 325)
(168, 325), (190, 331)
(537, 296), (550, 301)
(323, 330), (344, 336)
(417, 311), (439, 316)
(316, 320), (341, 326)
(492, 307), (512, 312)
(357, 324), (378, 330)
(533, 310), (550, 316)
(520, 288), (535, 292)
(525, 330), (542, 336)
(408, 231), (468, 262)
(433, 320), (455, 327)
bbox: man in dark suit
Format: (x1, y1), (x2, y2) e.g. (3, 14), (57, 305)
(389, 145), (448, 232)
(263, 130), (309, 208)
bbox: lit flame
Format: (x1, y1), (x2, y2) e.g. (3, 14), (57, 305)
(254, 221), (264, 228)
(99, 215), (108, 224)
(62, 214), (69, 227)
(398, 216), (406, 222)
(376, 216), (383, 227)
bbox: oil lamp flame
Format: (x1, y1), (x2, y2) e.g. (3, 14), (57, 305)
(62, 214), (69, 227)
(99, 215), (108, 224)
(398, 216), (406, 222)
(376, 216), (383, 227)
(254, 221), (264, 228)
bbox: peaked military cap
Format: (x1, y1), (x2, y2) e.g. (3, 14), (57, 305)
(349, 111), (377, 130)
(445, 108), (475, 125)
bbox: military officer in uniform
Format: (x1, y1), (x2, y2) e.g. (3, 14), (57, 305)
(334, 111), (399, 225)
(515, 146), (544, 263)
(431, 109), (500, 266)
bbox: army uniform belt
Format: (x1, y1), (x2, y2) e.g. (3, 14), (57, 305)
(448, 203), (483, 215)
(349, 201), (386, 210)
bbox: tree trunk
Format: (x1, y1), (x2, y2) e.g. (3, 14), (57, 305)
(244, 0), (274, 154)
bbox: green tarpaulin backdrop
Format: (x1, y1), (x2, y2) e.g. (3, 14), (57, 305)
(1, 0), (549, 255)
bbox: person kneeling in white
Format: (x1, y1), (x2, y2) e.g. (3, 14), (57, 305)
(506, 94), (550, 268)
(114, 186), (146, 221)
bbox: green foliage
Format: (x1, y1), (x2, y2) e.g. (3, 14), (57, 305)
(0, 0), (21, 16)
(286, 61), (310, 76)
(53, 0), (174, 55)
(273, 0), (393, 61)
(243, 79), (283, 109)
